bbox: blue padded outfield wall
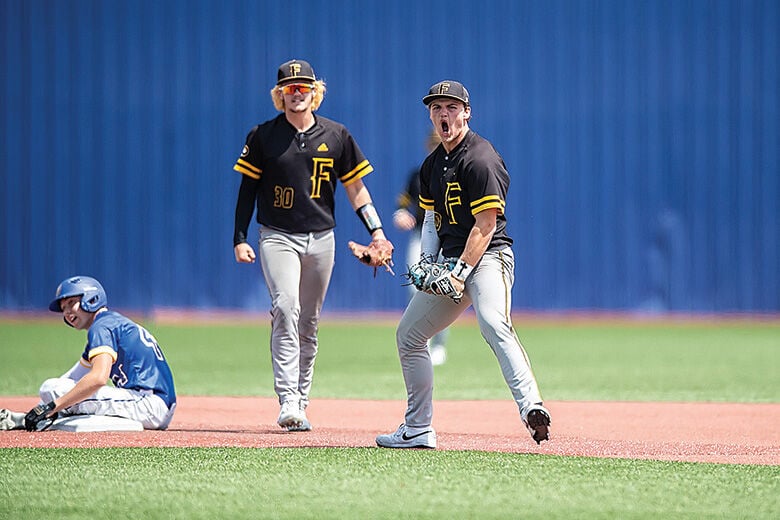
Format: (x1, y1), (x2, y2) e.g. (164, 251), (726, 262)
(1, 0), (778, 313)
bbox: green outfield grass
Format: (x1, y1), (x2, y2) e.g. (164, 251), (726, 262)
(0, 448), (778, 520)
(1, 317), (778, 519)
(1, 318), (778, 402)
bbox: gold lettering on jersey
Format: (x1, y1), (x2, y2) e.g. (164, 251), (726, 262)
(311, 158), (333, 199)
(445, 182), (462, 224)
(274, 186), (294, 209)
(434, 212), (442, 231)
(289, 63), (301, 76)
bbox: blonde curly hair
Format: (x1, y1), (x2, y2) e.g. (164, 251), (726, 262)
(270, 80), (327, 112)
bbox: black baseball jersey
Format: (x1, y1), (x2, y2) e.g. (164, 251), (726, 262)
(233, 114), (373, 238)
(418, 130), (513, 258)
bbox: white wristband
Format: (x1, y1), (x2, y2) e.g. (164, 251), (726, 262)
(356, 203), (383, 234)
(451, 258), (474, 282)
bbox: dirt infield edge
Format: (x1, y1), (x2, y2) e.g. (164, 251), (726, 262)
(1, 396), (778, 465)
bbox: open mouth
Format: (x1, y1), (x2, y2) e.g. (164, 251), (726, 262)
(440, 121), (450, 134)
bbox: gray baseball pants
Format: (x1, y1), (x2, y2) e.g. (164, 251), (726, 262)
(258, 226), (335, 408)
(405, 233), (449, 350)
(396, 247), (543, 429)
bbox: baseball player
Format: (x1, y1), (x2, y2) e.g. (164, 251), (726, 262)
(0, 276), (177, 431)
(376, 80), (551, 449)
(393, 130), (449, 366)
(232, 59), (392, 432)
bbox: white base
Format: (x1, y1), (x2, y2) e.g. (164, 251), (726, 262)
(50, 415), (144, 432)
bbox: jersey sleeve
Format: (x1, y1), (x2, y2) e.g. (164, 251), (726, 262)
(466, 151), (508, 216)
(337, 129), (373, 186)
(418, 156), (435, 211)
(86, 323), (119, 363)
(395, 169), (419, 211)
(233, 127), (262, 180)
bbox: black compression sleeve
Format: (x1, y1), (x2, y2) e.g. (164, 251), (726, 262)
(233, 175), (258, 246)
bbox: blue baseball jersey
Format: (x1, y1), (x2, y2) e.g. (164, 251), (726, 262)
(81, 310), (176, 408)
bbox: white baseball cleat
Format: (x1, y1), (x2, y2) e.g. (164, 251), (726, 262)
(522, 404), (551, 445)
(0, 409), (25, 431)
(287, 417), (311, 432)
(277, 401), (305, 430)
(286, 403), (312, 432)
(376, 424), (437, 449)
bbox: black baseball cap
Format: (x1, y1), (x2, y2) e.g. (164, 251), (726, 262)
(277, 59), (316, 85)
(422, 80), (470, 106)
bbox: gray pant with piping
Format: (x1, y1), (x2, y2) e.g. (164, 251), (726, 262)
(396, 247), (543, 429)
(258, 226), (335, 408)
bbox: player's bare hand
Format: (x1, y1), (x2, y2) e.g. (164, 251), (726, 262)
(393, 209), (416, 231)
(348, 238), (395, 275)
(234, 243), (256, 263)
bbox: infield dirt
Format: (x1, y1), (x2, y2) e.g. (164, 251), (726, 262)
(1, 396), (777, 465)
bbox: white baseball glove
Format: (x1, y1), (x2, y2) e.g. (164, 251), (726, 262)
(404, 260), (463, 303)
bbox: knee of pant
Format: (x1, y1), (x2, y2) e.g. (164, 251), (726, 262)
(39, 377), (73, 402)
(478, 314), (513, 341)
(298, 315), (320, 340)
(396, 324), (428, 353)
(271, 296), (300, 323)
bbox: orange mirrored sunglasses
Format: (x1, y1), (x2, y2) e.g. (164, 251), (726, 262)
(279, 83), (314, 95)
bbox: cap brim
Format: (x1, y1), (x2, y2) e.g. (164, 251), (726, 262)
(422, 94), (468, 106)
(49, 299), (62, 312)
(277, 76), (316, 86)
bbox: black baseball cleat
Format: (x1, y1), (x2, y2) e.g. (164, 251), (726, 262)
(524, 406), (551, 445)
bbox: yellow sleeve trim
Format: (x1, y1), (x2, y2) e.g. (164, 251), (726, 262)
(234, 159), (261, 179)
(87, 346), (117, 363)
(236, 158), (260, 173)
(341, 160), (373, 186)
(419, 195), (434, 211)
(396, 192), (412, 208)
(471, 196), (505, 215)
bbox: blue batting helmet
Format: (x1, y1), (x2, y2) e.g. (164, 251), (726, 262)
(49, 276), (108, 313)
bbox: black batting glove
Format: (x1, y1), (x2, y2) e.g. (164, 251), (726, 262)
(24, 401), (56, 431)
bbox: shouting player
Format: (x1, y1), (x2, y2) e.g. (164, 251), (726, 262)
(376, 80), (551, 449)
(232, 59), (391, 432)
(0, 276), (176, 432)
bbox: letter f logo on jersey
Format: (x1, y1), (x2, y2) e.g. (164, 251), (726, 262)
(310, 158), (333, 199)
(445, 182), (462, 224)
